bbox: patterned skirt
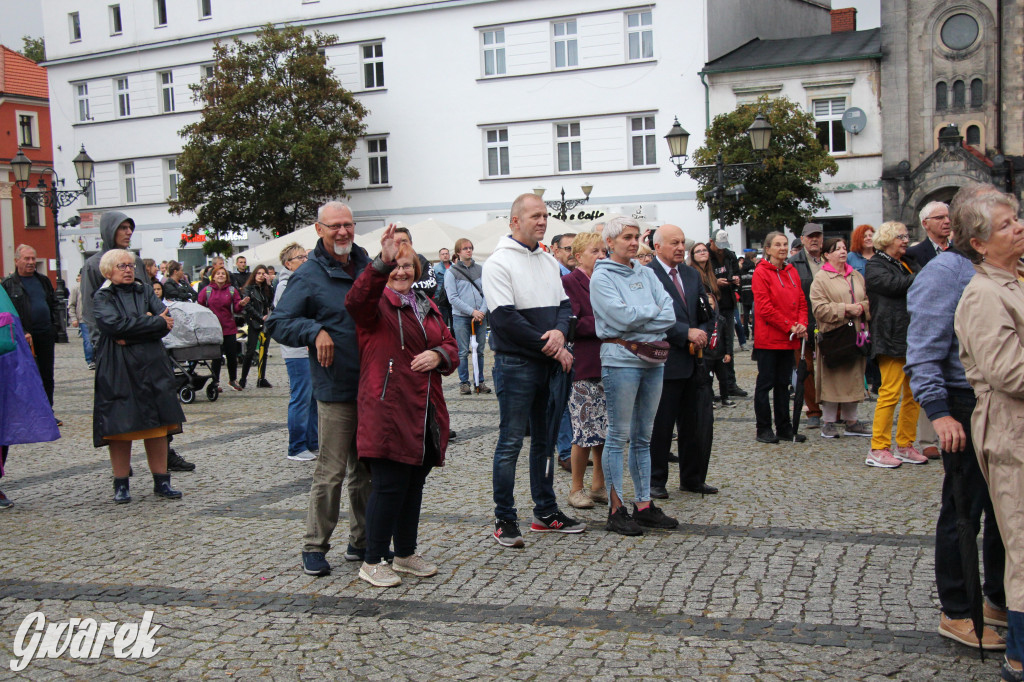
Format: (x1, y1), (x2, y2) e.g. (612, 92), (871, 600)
(568, 378), (607, 448)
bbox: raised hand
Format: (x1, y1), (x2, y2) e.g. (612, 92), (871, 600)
(380, 223), (400, 263)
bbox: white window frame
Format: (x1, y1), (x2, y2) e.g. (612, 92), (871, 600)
(75, 83), (91, 122)
(159, 71), (175, 113)
(482, 28), (506, 77)
(109, 4), (123, 36)
(485, 128), (510, 177)
(552, 19), (578, 69)
(16, 111), (39, 148)
(115, 78), (131, 117)
(83, 169), (96, 206)
(366, 137), (389, 186)
(361, 43), (384, 90)
(630, 115), (657, 167)
(68, 12), (81, 42)
(154, 0), (168, 27)
(812, 97), (847, 154)
(626, 10), (653, 61)
(198, 0), (212, 19)
(556, 121), (582, 173)
(122, 161), (137, 204)
(166, 158), (181, 201)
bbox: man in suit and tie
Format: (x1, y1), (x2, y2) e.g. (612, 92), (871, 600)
(647, 224), (716, 498)
(906, 201), (951, 268)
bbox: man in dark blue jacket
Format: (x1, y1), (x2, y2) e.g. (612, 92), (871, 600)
(647, 224), (715, 498)
(266, 201), (372, 577)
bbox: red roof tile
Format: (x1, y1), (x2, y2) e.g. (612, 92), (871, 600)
(0, 45), (48, 100)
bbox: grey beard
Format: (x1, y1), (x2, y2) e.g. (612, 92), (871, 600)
(333, 241), (352, 257)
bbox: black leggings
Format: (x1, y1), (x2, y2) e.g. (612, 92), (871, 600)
(240, 329), (269, 383)
(212, 334), (239, 384)
(364, 459), (432, 564)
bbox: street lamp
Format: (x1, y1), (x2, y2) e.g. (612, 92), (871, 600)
(665, 114), (773, 237)
(10, 144), (95, 343)
(532, 184), (594, 221)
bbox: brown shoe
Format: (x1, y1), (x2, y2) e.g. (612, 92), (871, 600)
(938, 614), (1006, 650)
(476, 383), (492, 394)
(985, 602), (1009, 628)
(923, 446), (941, 460)
(558, 458), (572, 472)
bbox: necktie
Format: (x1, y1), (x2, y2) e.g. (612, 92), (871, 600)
(669, 267), (685, 300)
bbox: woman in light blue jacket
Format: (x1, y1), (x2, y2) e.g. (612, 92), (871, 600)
(591, 217), (677, 536)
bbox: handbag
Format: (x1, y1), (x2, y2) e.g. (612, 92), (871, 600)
(817, 273), (870, 368)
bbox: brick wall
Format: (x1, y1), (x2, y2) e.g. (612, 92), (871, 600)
(831, 8), (857, 33)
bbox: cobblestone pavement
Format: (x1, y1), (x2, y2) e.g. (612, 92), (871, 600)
(0, 341), (1003, 679)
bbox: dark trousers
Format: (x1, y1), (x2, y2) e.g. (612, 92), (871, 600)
(865, 357), (881, 392)
(718, 307), (740, 390)
(240, 328), (269, 383)
(32, 330), (56, 406)
(935, 391), (1006, 618)
(438, 302), (453, 332)
(650, 375), (702, 490)
(1, 444), (7, 478)
(754, 348), (795, 433)
(364, 458), (432, 564)
(796, 343), (821, 418)
(212, 334), (239, 384)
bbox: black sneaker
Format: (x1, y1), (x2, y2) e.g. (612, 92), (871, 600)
(633, 502), (679, 529)
(167, 449), (196, 472)
(530, 509), (586, 533)
(605, 506), (643, 536)
(0, 488), (12, 510)
(730, 386), (749, 397)
(345, 544), (393, 562)
(778, 429), (807, 443)
(756, 428), (779, 444)
(493, 519), (526, 547)
(302, 551), (331, 576)
(257, 379), (273, 388)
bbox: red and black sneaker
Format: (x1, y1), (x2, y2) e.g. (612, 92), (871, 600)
(530, 510), (586, 533)
(493, 519), (525, 548)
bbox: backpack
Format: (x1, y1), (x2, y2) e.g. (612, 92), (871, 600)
(200, 285), (237, 306)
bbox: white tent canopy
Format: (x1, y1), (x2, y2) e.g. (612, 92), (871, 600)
(466, 216), (572, 261)
(233, 224), (319, 268)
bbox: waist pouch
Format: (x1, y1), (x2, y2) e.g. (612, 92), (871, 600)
(604, 338), (669, 364)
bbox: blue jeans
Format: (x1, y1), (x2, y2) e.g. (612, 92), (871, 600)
(453, 315), (487, 384)
(285, 358), (319, 456)
(601, 364), (664, 504)
(491, 352), (558, 521)
(1009, 611), (1024, 665)
(79, 322), (94, 364)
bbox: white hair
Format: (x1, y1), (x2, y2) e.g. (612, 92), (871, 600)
(918, 201), (948, 226)
(603, 216), (639, 241)
(318, 201), (351, 222)
(14, 244), (36, 258)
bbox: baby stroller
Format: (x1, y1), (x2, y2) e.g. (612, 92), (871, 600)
(163, 302), (224, 404)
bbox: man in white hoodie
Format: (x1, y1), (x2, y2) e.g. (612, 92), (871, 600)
(483, 193), (585, 548)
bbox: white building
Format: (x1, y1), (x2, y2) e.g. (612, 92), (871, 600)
(39, 0), (833, 275)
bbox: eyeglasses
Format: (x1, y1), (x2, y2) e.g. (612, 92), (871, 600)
(925, 215), (949, 221)
(288, 254), (308, 263)
(115, 263), (136, 271)
(895, 234), (910, 241)
(317, 221), (355, 232)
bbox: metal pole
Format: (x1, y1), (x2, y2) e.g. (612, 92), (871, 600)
(714, 153), (726, 239)
(49, 182), (69, 343)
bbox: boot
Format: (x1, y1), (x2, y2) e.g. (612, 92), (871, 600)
(167, 448), (196, 472)
(113, 477), (131, 504)
(153, 473), (183, 500)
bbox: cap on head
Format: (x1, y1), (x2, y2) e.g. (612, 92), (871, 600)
(801, 222), (823, 237)
(714, 230), (731, 249)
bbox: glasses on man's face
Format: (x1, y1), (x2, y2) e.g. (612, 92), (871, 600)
(318, 221), (355, 232)
(116, 263), (136, 271)
(895, 234), (910, 241)
(926, 215), (949, 221)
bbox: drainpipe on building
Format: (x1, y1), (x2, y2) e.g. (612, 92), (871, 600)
(699, 71), (713, 234)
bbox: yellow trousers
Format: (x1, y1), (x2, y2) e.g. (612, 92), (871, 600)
(870, 354), (920, 450)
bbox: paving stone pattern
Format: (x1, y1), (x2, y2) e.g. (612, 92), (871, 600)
(0, 342), (1001, 679)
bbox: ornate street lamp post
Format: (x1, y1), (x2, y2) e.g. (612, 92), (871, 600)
(10, 145), (95, 343)
(665, 114), (773, 238)
(532, 183), (594, 221)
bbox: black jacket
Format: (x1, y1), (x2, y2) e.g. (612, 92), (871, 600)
(864, 250), (920, 359)
(1, 272), (60, 335)
(91, 280), (185, 447)
(905, 239), (945, 268)
(787, 249), (821, 342)
(647, 261), (713, 380)
(162, 277), (198, 302)
(243, 283), (274, 330)
(708, 247), (739, 311)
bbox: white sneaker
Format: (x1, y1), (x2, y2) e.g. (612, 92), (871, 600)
(287, 450), (317, 461)
(359, 560), (402, 587)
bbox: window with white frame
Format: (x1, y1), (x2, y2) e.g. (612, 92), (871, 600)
(626, 11), (653, 60)
(110, 4), (123, 35)
(553, 20), (578, 69)
(199, 0), (212, 18)
(482, 29), (506, 76)
(75, 84), (91, 122)
(159, 71), (175, 113)
(68, 12), (81, 41)
(25, 199), (41, 228)
(362, 43), (384, 89)
(155, 0), (168, 27)
(83, 170), (96, 206)
(200, 64), (217, 105)
(813, 98), (847, 153)
(122, 162), (137, 204)
(116, 78), (131, 117)
(166, 158), (181, 201)
(485, 128), (510, 177)
(367, 137), (389, 185)
(556, 122), (581, 172)
(17, 113), (38, 148)
(630, 116), (657, 167)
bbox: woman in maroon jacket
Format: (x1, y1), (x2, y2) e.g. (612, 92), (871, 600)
(198, 266), (249, 391)
(752, 231), (808, 444)
(560, 231), (608, 509)
(345, 225), (458, 588)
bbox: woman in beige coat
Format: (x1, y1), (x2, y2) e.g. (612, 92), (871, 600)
(810, 238), (872, 439)
(953, 188), (1024, 681)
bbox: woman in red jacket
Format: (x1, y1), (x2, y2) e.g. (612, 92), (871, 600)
(198, 266), (249, 391)
(752, 231), (808, 444)
(345, 225), (458, 588)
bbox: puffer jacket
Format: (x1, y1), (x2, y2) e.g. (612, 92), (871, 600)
(590, 257), (675, 368)
(751, 258), (805, 350)
(865, 250), (920, 358)
(198, 281), (245, 335)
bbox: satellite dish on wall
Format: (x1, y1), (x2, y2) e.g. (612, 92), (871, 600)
(841, 107), (867, 134)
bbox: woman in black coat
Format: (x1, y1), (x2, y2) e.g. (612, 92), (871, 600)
(93, 249), (186, 503)
(239, 264), (274, 388)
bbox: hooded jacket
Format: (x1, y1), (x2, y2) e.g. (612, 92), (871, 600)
(751, 258), (805, 350)
(482, 236), (571, 360)
(81, 211), (149, 349)
(590, 257), (675, 368)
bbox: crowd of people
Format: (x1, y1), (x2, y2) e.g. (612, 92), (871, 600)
(4, 185), (1024, 676)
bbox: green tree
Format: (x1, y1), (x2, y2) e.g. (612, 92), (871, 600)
(690, 96), (838, 242)
(20, 36), (45, 63)
(170, 25), (367, 253)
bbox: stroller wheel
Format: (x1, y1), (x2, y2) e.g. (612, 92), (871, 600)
(178, 386), (196, 404)
(206, 383), (220, 402)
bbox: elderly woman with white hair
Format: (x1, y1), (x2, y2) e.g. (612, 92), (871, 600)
(92, 248), (186, 503)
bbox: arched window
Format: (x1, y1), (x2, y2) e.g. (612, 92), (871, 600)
(952, 80), (966, 108)
(966, 125), (981, 146)
(970, 78), (983, 107)
(935, 81), (948, 110)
